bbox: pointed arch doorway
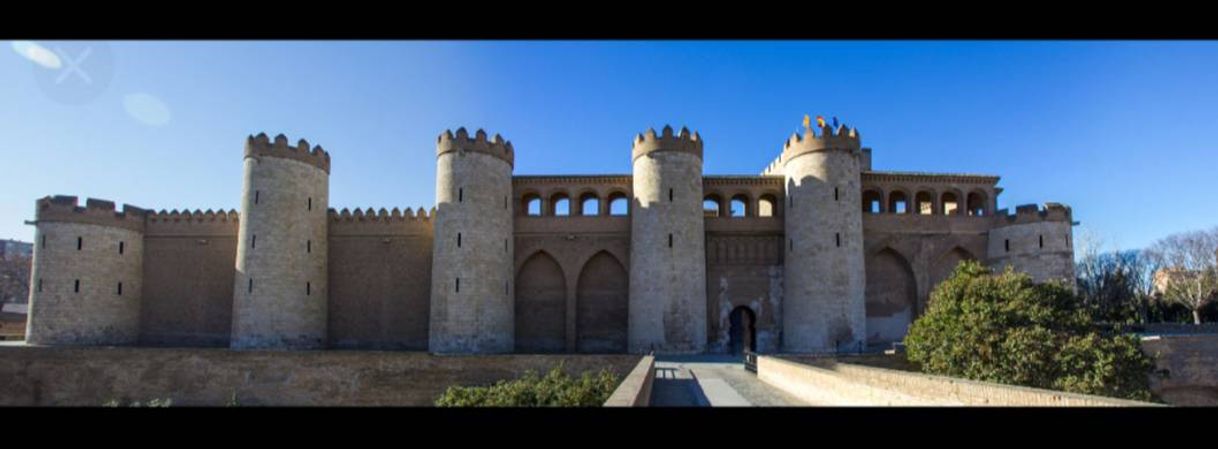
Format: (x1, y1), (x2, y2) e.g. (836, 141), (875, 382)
(728, 306), (756, 355)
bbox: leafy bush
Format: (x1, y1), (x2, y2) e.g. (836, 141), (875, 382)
(435, 364), (620, 407)
(904, 261), (1156, 401)
(102, 398), (174, 407)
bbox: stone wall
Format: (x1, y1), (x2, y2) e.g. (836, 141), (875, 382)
(629, 143), (707, 354)
(140, 214), (238, 347)
(0, 346), (640, 406)
(781, 129), (866, 353)
(231, 153), (330, 349)
(430, 135), (515, 354)
(757, 355), (1156, 406)
(327, 211), (433, 350)
(1140, 334), (1218, 406)
(603, 354), (655, 407)
(27, 222), (143, 346)
(860, 214), (989, 346)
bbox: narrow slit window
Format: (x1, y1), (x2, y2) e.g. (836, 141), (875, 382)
(307, 282), (311, 296)
(836, 233), (841, 247)
(455, 278), (460, 293)
(37, 279), (42, 292)
(789, 239), (793, 251)
(669, 189), (674, 202)
(459, 188), (463, 203)
(307, 240), (311, 253)
(457, 233), (462, 247)
(252, 235), (256, 249)
(1005, 239), (1010, 252)
(117, 282), (123, 296)
(77, 237), (82, 251)
(308, 197), (312, 211)
(248, 278), (253, 293)
(668, 233), (673, 248)
(119, 241), (125, 255)
(504, 195), (507, 210)
(834, 187), (839, 201)
(74, 279), (80, 293)
(41, 235), (46, 249)
(255, 191), (260, 205)
(1039, 235), (1044, 249)
(504, 239), (508, 253)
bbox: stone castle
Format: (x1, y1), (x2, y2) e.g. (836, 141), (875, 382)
(23, 121), (1076, 354)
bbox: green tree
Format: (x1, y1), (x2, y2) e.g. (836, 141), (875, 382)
(435, 365), (620, 407)
(905, 261), (1155, 401)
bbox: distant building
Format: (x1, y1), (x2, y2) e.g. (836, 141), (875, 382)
(0, 240), (32, 259)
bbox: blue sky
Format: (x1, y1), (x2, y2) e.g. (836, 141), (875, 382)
(1, 41), (1216, 252)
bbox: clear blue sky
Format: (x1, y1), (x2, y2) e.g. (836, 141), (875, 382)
(2, 41), (1216, 252)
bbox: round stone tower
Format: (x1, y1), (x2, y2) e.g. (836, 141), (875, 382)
(230, 133), (330, 349)
(429, 128), (515, 354)
(26, 196), (146, 346)
(628, 125), (708, 354)
(986, 203), (1076, 285)
(780, 123), (866, 353)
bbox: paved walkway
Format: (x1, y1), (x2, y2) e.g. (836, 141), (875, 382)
(649, 354), (810, 407)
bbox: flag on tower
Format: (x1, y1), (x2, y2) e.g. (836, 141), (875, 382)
(802, 114), (811, 129)
(832, 116), (840, 128)
(816, 115), (826, 128)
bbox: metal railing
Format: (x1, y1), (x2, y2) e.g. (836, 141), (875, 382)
(743, 349), (758, 373)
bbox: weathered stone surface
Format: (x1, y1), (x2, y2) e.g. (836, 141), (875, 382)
(231, 144), (330, 349)
(629, 129), (707, 354)
(27, 222), (143, 346)
(0, 346), (638, 406)
(430, 130), (515, 353)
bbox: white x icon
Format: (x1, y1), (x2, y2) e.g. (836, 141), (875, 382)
(54, 46), (93, 85)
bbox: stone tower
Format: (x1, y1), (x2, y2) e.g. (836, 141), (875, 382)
(780, 123), (867, 353)
(230, 133), (330, 349)
(26, 196), (146, 345)
(628, 125), (708, 354)
(429, 128), (515, 354)
(986, 203), (1076, 285)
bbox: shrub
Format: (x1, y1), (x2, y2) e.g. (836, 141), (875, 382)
(904, 261), (1156, 401)
(102, 398), (174, 407)
(435, 364), (620, 407)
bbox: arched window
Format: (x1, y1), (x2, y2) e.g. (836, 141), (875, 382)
(523, 194), (542, 216)
(888, 191), (909, 214)
(967, 192), (988, 216)
(608, 192), (629, 216)
(551, 193), (570, 217)
(703, 195), (723, 218)
(941, 192), (959, 215)
(915, 191), (934, 215)
(580, 193), (600, 216)
(862, 190), (883, 214)
(730, 195), (749, 218)
(758, 194), (777, 218)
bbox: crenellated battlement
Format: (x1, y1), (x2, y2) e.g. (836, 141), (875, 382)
(35, 195), (148, 233)
(436, 127), (515, 168)
(245, 132), (331, 174)
(631, 125), (702, 162)
(147, 209), (240, 223)
(329, 207), (434, 237)
(994, 202), (1073, 225)
(778, 124), (861, 164)
(329, 207), (434, 222)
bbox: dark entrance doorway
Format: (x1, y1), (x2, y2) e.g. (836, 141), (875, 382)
(728, 306), (756, 355)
